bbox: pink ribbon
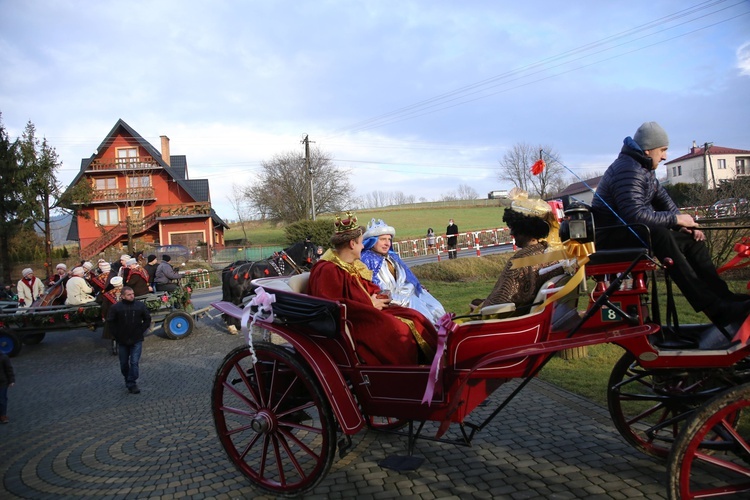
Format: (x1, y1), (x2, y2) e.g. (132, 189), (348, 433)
(422, 312), (455, 405)
(241, 287), (276, 364)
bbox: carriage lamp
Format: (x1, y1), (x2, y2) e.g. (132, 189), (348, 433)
(559, 202), (595, 243)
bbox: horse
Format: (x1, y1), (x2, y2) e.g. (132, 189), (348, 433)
(221, 241), (321, 332)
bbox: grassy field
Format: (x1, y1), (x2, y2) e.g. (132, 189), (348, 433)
(225, 202), (511, 244)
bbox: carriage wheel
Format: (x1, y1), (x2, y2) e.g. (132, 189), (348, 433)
(22, 332), (46, 345)
(0, 329), (22, 357)
(163, 311), (194, 339)
(667, 382), (750, 499)
(212, 343), (337, 496)
(607, 352), (737, 459)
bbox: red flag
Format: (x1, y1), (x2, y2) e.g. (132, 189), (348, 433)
(531, 159), (546, 176)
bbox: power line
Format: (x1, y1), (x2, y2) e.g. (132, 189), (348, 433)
(323, 0), (748, 137)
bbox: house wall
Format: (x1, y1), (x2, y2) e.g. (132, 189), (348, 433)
(666, 153), (744, 188)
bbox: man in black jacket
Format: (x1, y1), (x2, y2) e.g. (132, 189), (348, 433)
(446, 219), (459, 259)
(107, 286), (151, 394)
(592, 121), (749, 328)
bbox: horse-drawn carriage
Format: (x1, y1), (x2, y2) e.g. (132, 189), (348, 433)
(0, 281), (205, 357)
(210, 210), (750, 498)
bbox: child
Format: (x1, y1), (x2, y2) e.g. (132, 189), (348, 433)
(0, 351), (15, 423)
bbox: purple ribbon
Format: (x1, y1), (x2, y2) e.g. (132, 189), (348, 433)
(422, 312), (454, 405)
(240, 287), (276, 364)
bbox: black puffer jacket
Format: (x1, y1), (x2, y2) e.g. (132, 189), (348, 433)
(592, 140), (679, 230)
(106, 299), (151, 346)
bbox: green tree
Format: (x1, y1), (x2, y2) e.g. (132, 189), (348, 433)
(16, 121), (91, 279)
(0, 114), (24, 283)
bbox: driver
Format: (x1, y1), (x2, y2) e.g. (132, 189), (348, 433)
(592, 121), (750, 328)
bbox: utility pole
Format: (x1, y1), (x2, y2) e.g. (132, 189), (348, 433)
(704, 142), (716, 190)
(302, 135), (316, 220)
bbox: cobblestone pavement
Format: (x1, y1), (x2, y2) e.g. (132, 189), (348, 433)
(0, 292), (669, 499)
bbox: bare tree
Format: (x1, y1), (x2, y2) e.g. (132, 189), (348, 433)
(227, 184), (250, 243)
(498, 142), (565, 199)
(456, 184), (478, 200)
(245, 147), (354, 222)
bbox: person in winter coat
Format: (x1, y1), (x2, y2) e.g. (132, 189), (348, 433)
(592, 121), (749, 328)
(17, 268), (45, 307)
(65, 267), (96, 305)
(124, 258), (151, 296)
(0, 351), (14, 424)
(107, 286), (151, 394)
(154, 255), (184, 293)
(446, 219), (459, 259)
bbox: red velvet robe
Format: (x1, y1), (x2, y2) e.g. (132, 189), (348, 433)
(307, 254), (437, 366)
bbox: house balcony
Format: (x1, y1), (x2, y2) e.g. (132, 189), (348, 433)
(86, 156), (162, 172)
(90, 187), (156, 203)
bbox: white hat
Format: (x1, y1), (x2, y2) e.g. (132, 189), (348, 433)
(126, 258), (138, 266)
(120, 254), (131, 261)
(22, 268), (33, 277)
(99, 261), (111, 272)
(363, 218), (396, 239)
(56, 263), (67, 270)
(110, 276), (123, 287)
(82, 261), (94, 271)
(71, 267), (85, 277)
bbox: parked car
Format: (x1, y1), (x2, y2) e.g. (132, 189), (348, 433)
(153, 244), (191, 263)
(707, 198), (749, 218)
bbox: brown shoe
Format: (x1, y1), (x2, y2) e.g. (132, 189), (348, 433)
(0, 416), (9, 424)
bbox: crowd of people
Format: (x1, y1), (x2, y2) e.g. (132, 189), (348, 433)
(0, 252), (186, 405)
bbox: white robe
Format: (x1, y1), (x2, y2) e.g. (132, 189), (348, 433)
(371, 255), (446, 325)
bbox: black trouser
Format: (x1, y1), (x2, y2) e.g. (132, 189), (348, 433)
(447, 241), (457, 259)
(597, 226), (731, 312)
(155, 282), (177, 293)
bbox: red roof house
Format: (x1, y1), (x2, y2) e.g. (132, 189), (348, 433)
(65, 119), (228, 261)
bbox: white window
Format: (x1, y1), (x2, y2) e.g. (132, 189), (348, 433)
(94, 177), (117, 190)
(116, 147), (138, 167)
(737, 158), (748, 175)
(127, 175), (150, 188)
(717, 159), (726, 169)
(97, 208), (119, 226)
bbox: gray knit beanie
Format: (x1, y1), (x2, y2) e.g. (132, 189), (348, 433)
(633, 122), (669, 151)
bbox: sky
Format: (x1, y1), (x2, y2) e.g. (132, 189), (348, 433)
(1, 0), (749, 220)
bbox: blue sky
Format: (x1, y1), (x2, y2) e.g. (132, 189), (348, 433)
(1, 0), (749, 219)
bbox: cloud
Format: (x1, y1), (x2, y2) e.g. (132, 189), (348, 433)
(738, 42), (750, 76)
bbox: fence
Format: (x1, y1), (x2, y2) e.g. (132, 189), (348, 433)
(391, 227), (513, 260)
(212, 245), (285, 264)
(183, 268), (212, 289)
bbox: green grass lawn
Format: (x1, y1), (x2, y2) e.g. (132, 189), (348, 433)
(224, 203), (511, 243)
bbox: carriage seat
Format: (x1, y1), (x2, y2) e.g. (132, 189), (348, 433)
(476, 273), (574, 322)
(288, 272), (310, 294)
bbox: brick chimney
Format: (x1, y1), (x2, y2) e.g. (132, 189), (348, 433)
(691, 140), (699, 154)
(160, 135), (171, 166)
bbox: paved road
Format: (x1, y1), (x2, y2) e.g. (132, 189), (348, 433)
(0, 287), (671, 499)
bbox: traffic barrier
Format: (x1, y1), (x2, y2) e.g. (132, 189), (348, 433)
(184, 268), (211, 289)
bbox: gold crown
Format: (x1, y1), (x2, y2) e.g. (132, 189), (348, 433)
(334, 211), (360, 233)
